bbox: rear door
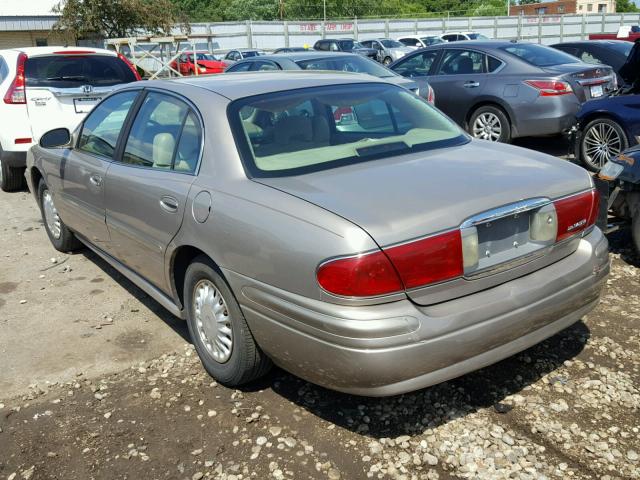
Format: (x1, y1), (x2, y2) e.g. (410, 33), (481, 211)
(104, 90), (202, 289)
(24, 52), (137, 142)
(56, 90), (140, 247)
(426, 48), (488, 124)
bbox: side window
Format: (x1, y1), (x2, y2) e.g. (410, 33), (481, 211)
(399, 38), (414, 47)
(251, 60), (279, 71)
(360, 41), (371, 48)
(227, 62), (252, 72)
(442, 35), (456, 42)
(179, 54), (188, 63)
(78, 90), (138, 159)
(0, 56), (8, 83)
(122, 92), (194, 170)
(438, 50), (484, 75)
(392, 50), (439, 77)
(174, 112), (202, 173)
(487, 56), (503, 73)
(329, 42), (340, 52)
(557, 46), (580, 57)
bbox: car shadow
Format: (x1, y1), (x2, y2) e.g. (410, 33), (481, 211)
(513, 135), (574, 160)
(78, 248), (191, 343)
(244, 320), (590, 439)
(607, 226), (640, 267)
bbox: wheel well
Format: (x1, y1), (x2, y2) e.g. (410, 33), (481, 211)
(579, 112), (623, 130)
(171, 245), (212, 309)
(31, 167), (43, 196)
(465, 101), (512, 129)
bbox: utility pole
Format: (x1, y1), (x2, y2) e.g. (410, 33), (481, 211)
(323, 0), (327, 22)
(279, 0), (285, 20)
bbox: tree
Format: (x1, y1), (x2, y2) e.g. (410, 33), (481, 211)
(617, 0), (639, 13)
(54, 0), (189, 39)
(171, 0), (226, 22)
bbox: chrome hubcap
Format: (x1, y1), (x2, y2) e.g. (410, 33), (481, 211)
(472, 113), (502, 141)
(193, 280), (233, 363)
(42, 190), (61, 239)
(583, 123), (622, 169)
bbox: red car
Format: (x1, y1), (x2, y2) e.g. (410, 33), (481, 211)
(171, 52), (229, 76)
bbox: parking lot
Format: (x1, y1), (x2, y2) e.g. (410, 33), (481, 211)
(1, 136), (639, 480)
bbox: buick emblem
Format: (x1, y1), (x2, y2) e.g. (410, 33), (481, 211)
(81, 85), (93, 94)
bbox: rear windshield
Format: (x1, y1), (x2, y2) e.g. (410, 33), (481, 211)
(296, 56), (397, 78)
(500, 43), (579, 67)
(422, 37), (444, 45)
(381, 39), (404, 48)
(242, 51), (264, 58)
(338, 40), (363, 51)
(607, 41), (633, 56)
(190, 53), (218, 61)
(467, 33), (489, 40)
(25, 54), (136, 88)
(228, 83), (466, 177)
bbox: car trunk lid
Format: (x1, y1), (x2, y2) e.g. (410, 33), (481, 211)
(542, 63), (616, 101)
(257, 140), (594, 304)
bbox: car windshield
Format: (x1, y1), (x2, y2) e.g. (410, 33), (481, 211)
(381, 39), (404, 48)
(422, 37), (444, 45)
(190, 53), (217, 61)
(229, 83), (466, 177)
(25, 54), (136, 88)
(467, 33), (489, 40)
(607, 41), (633, 56)
(500, 43), (579, 66)
(296, 56), (398, 78)
(338, 40), (362, 51)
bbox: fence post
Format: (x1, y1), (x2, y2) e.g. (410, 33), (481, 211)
(601, 12), (605, 33)
(284, 21), (289, 47)
(414, 19), (418, 34)
(206, 23), (213, 52)
(560, 14), (564, 42)
(321, 21), (325, 39)
(517, 14), (522, 40)
(538, 14), (542, 43)
(493, 16), (498, 39)
(385, 19), (389, 38)
(246, 20), (253, 48)
(581, 14), (586, 40)
(442, 16), (446, 34)
(354, 17), (359, 40)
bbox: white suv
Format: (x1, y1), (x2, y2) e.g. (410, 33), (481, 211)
(0, 46), (140, 191)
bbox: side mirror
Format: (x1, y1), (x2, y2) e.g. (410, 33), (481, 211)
(39, 128), (71, 149)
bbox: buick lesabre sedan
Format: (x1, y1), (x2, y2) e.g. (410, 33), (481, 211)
(27, 72), (609, 396)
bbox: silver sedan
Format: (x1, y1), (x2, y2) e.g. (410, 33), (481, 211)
(27, 72), (609, 396)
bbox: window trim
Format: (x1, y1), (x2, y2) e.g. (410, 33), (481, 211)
(486, 54), (506, 74)
(76, 88), (144, 162)
(112, 87), (205, 176)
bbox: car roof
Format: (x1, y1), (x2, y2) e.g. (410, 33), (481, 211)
(159, 71), (386, 101)
(5, 46), (117, 57)
(552, 40), (629, 46)
(422, 40), (527, 49)
(239, 51), (362, 62)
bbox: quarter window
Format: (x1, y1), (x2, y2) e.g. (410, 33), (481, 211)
(227, 62), (252, 72)
(438, 50), (484, 75)
(78, 90), (138, 159)
(122, 92), (201, 172)
(487, 56), (503, 73)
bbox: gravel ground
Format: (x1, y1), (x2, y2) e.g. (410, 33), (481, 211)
(1, 139), (639, 480)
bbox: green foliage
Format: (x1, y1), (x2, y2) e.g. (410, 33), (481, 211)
(617, 0), (640, 13)
(54, 0), (190, 38)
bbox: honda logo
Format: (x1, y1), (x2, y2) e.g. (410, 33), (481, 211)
(81, 85), (93, 94)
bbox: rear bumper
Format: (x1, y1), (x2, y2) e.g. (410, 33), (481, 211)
(0, 149), (27, 168)
(227, 228), (609, 396)
(511, 96), (580, 138)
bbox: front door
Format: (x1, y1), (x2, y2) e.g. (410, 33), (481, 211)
(426, 49), (488, 125)
(56, 90), (139, 246)
(105, 91), (202, 290)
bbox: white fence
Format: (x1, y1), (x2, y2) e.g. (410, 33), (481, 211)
(185, 12), (640, 50)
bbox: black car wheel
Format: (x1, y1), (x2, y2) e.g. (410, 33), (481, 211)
(0, 156), (26, 192)
(579, 118), (628, 172)
(184, 256), (272, 386)
(469, 106), (511, 143)
(383, 56), (393, 66)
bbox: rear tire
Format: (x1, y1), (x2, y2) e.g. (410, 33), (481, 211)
(38, 180), (82, 252)
(0, 157), (26, 192)
(468, 105), (511, 143)
(578, 118), (628, 172)
(383, 56), (393, 66)
(184, 256), (272, 386)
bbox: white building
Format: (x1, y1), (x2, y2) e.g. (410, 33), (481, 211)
(0, 0), (70, 49)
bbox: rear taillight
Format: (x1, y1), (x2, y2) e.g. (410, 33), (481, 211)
(384, 230), (463, 289)
(318, 189), (600, 297)
(317, 251), (403, 297)
(3, 52), (27, 104)
(118, 53), (142, 81)
(524, 80), (573, 96)
(554, 189), (599, 242)
(427, 84), (435, 105)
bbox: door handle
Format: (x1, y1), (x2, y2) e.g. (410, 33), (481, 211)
(89, 174), (102, 187)
(159, 196), (179, 213)
(464, 81), (480, 88)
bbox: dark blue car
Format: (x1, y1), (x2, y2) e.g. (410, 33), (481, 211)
(575, 39), (640, 171)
